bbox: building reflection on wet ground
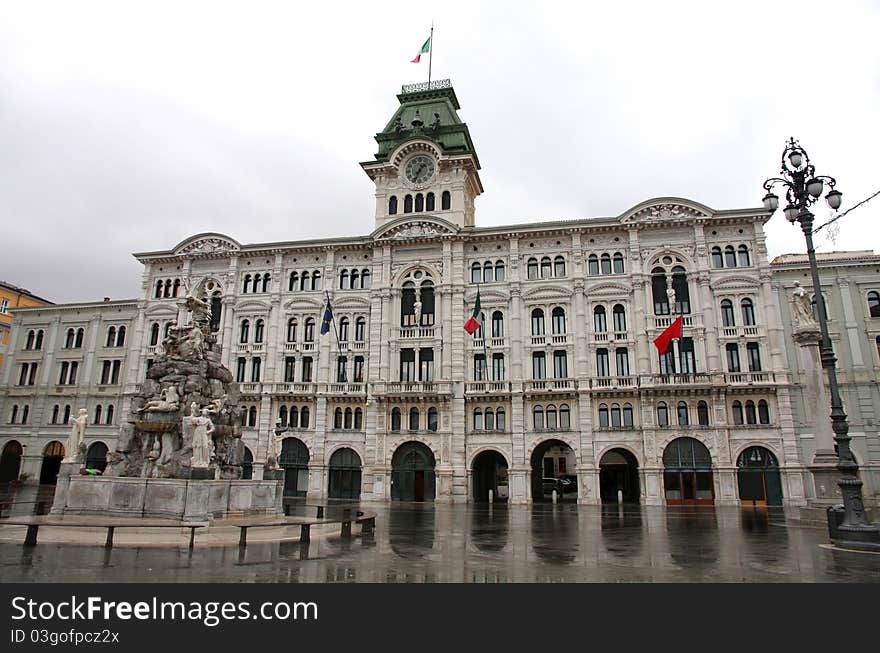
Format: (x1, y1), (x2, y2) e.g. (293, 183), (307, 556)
(2, 499), (880, 583)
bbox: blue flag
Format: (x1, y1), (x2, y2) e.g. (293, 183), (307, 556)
(320, 300), (333, 335)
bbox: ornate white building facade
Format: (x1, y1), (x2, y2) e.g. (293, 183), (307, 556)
(0, 82), (817, 506)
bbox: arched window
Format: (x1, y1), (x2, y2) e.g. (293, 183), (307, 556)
(94, 405), (102, 424)
(652, 268), (669, 315)
(711, 247), (724, 269)
(551, 307), (566, 334)
(473, 408), (483, 431)
(732, 401), (744, 425)
(254, 319), (265, 344)
(63, 405), (71, 424)
(352, 407), (362, 430)
(65, 328), (75, 349)
(612, 252), (625, 274)
(350, 269), (360, 289)
(758, 400), (770, 424)
(415, 193), (424, 212)
(485, 408), (495, 430)
(116, 326), (126, 347)
(391, 407), (401, 431)
(155, 279), (164, 298)
(721, 299), (735, 327)
(344, 407), (353, 429)
(600, 253), (612, 275)
(588, 254), (599, 275)
(495, 260), (505, 281)
(75, 328), (84, 348)
(388, 195), (398, 215)
(811, 293), (828, 321)
(738, 245), (751, 267)
(426, 192), (435, 211)
(164, 279), (172, 297)
(409, 407), (420, 431)
(287, 319), (297, 342)
(491, 311), (504, 338)
(340, 270), (350, 290)
(251, 357), (261, 382)
(531, 308), (545, 335)
(300, 271), (310, 291)
(51, 405), (59, 424)
(10, 405), (18, 424)
(339, 317), (350, 342)
(173, 279), (181, 297)
(741, 298), (756, 325)
(612, 304), (626, 332)
(657, 401), (669, 427)
(546, 404), (558, 429)
(724, 245), (737, 268)
(35, 330), (44, 349)
(868, 291), (880, 318)
(311, 270), (322, 291)
(533, 406), (544, 430)
(25, 330), (35, 350)
(239, 320), (250, 344)
(540, 256), (552, 279)
(441, 190), (451, 210)
(262, 273), (271, 293)
(304, 318), (315, 342)
(106, 327), (116, 348)
(355, 317), (366, 342)
(483, 261), (494, 283)
(248, 406), (258, 427)
(150, 323), (160, 346)
(471, 262), (482, 284)
(697, 401), (710, 426)
(593, 305), (607, 332)
(497, 407), (506, 431)
(610, 403), (621, 427)
(361, 269), (371, 288)
(242, 274), (252, 294)
(299, 406), (309, 428)
(598, 404), (609, 427)
(745, 400), (757, 425)
(289, 271), (298, 291)
(106, 405), (114, 424)
(404, 194), (413, 213)
(527, 258), (539, 280)
(671, 266), (690, 314)
(279, 405), (288, 427)
(554, 255), (566, 277)
(677, 401), (689, 425)
(623, 403), (634, 427)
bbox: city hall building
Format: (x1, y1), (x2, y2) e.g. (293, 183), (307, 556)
(5, 80), (876, 507)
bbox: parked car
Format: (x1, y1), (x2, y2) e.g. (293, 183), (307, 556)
(558, 474), (578, 494)
(542, 477), (565, 498)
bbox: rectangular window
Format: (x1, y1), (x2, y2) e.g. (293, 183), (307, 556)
(111, 360), (121, 384)
(679, 338), (696, 374)
(19, 364), (28, 386)
(400, 349), (416, 382)
(553, 350), (568, 378)
(746, 342), (762, 372)
(250, 357), (261, 382)
(419, 348), (434, 382)
(284, 357), (296, 382)
(0, 299), (8, 314)
(301, 357), (313, 382)
(28, 363), (37, 386)
(615, 348), (630, 376)
(337, 356), (348, 382)
(474, 354), (487, 381)
(596, 349), (610, 377)
(726, 343), (741, 373)
(236, 357), (246, 383)
(353, 356), (365, 383)
(659, 350), (676, 375)
(532, 352), (546, 379)
(492, 353), (505, 380)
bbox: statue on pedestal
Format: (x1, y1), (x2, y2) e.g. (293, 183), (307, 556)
(191, 406), (215, 469)
(790, 281), (821, 343)
(413, 299), (423, 327)
(63, 409), (88, 463)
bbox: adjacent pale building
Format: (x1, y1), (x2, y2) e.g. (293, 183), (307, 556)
(5, 81), (855, 508)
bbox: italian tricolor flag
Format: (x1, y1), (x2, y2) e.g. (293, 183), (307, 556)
(411, 36), (431, 63)
(463, 289), (482, 334)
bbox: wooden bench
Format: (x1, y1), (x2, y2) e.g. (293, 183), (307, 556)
(231, 510), (377, 549)
(0, 517), (207, 551)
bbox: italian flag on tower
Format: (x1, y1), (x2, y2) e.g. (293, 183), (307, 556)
(463, 289), (482, 334)
(411, 35), (431, 63)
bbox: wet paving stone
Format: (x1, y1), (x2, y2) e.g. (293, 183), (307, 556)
(2, 502), (880, 582)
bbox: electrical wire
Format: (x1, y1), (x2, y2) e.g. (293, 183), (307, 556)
(813, 188), (880, 234)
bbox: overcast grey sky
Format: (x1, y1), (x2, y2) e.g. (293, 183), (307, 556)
(1, 1), (878, 303)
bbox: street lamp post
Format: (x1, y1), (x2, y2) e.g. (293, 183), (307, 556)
(762, 137), (880, 551)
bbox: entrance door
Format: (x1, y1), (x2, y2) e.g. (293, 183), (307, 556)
(40, 441), (65, 485)
(663, 438), (714, 506)
(391, 442), (436, 502)
(0, 441), (23, 482)
(414, 471), (425, 502)
(280, 438), (309, 497)
(737, 446), (783, 506)
(328, 448), (362, 500)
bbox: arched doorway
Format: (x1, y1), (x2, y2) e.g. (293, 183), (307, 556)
(0, 440), (23, 482)
(40, 441), (65, 485)
(599, 448), (640, 503)
(328, 448), (362, 500)
(737, 446), (783, 506)
(530, 439), (577, 502)
(391, 442), (435, 502)
(280, 437), (309, 497)
(241, 447), (253, 480)
(471, 450), (509, 502)
(85, 442), (108, 473)
(663, 437), (714, 505)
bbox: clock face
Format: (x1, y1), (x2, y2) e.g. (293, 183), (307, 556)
(404, 155), (435, 185)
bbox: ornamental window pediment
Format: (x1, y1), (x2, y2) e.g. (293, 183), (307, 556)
(619, 199), (711, 225)
(173, 233), (241, 256)
(373, 216), (458, 241)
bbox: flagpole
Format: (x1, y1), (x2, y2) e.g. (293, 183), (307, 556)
(427, 22), (434, 87)
(480, 285), (489, 382)
(324, 290), (346, 382)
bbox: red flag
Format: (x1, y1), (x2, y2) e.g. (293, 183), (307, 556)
(653, 315), (683, 354)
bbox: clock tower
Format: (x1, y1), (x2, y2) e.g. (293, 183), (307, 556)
(361, 80), (483, 230)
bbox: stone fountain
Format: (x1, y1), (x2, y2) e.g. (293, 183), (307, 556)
(51, 280), (282, 521)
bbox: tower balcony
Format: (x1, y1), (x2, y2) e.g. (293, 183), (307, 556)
(523, 378), (578, 395)
(319, 382), (367, 396)
(641, 373), (713, 387)
(269, 382), (316, 397)
(372, 381), (453, 397)
(465, 380), (512, 395)
(724, 372), (776, 385)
